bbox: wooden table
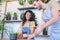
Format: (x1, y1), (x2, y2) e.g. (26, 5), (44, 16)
(0, 35), (49, 40)
(0, 38), (34, 40)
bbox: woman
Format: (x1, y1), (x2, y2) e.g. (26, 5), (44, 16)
(27, 0), (60, 40)
(18, 10), (36, 38)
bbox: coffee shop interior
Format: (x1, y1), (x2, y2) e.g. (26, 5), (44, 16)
(0, 0), (60, 40)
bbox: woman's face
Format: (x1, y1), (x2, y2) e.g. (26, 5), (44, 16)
(25, 12), (31, 21)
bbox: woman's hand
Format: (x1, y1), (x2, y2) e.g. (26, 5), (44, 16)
(17, 33), (23, 39)
(27, 28), (39, 39)
(27, 33), (36, 39)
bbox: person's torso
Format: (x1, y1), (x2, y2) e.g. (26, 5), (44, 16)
(23, 21), (32, 27)
(44, 4), (60, 29)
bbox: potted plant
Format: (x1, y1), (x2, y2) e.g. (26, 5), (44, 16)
(0, 0), (5, 5)
(45, 0), (50, 3)
(20, 13), (24, 20)
(6, 12), (11, 20)
(10, 31), (17, 40)
(42, 0), (50, 3)
(27, 0), (33, 5)
(18, 0), (26, 5)
(0, 0), (2, 5)
(43, 28), (48, 35)
(8, 27), (18, 40)
(10, 33), (17, 40)
(0, 0), (1, 3)
(13, 12), (18, 20)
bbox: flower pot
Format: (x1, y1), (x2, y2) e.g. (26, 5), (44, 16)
(6, 12), (11, 20)
(18, 0), (26, 5)
(10, 34), (17, 40)
(20, 14), (24, 20)
(13, 17), (17, 20)
(27, 0), (33, 4)
(43, 28), (47, 35)
(6, 17), (11, 20)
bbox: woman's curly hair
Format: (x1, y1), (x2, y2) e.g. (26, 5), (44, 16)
(22, 10), (37, 26)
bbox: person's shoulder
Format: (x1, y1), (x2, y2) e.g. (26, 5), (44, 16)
(30, 21), (35, 27)
(30, 21), (35, 25)
(30, 21), (35, 23)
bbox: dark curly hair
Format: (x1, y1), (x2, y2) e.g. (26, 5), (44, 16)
(22, 10), (37, 26)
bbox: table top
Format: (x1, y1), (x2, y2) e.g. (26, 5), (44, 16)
(0, 35), (49, 40)
(0, 38), (34, 40)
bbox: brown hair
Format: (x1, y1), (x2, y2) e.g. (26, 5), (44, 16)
(41, 0), (46, 3)
(33, 0), (50, 3)
(41, 0), (50, 3)
(59, 10), (60, 12)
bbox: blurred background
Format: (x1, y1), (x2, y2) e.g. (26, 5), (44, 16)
(0, 0), (60, 40)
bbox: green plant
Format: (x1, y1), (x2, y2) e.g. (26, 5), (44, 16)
(27, 0), (33, 4)
(0, 19), (5, 31)
(2, 18), (5, 24)
(13, 12), (18, 17)
(0, 0), (1, 4)
(0, 0), (1, 3)
(18, 0), (26, 5)
(8, 26), (18, 34)
(45, 0), (50, 3)
(0, 25), (3, 31)
(10, 33), (17, 40)
(0, 0), (5, 3)
(13, 12), (18, 20)
(6, 12), (11, 20)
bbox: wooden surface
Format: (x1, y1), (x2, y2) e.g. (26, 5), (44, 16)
(0, 35), (49, 40)
(0, 38), (34, 40)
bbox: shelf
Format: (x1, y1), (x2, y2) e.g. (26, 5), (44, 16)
(18, 7), (37, 10)
(5, 20), (22, 22)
